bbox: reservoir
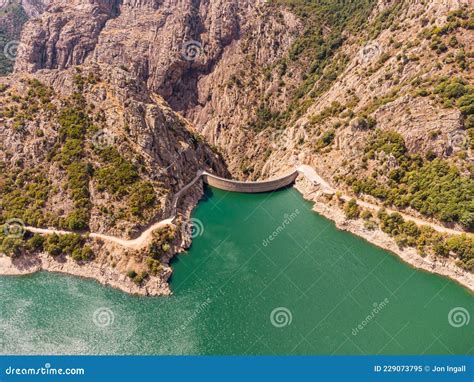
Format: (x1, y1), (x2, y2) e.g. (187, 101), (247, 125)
(1, 187), (472, 354)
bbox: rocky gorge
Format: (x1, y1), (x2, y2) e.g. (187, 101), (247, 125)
(0, 0), (473, 295)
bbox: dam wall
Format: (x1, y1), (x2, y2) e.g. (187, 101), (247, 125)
(202, 170), (298, 193)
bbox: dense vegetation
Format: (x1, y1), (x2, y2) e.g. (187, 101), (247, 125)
(1, 81), (60, 228)
(148, 225), (176, 263)
(94, 146), (157, 219)
(347, 130), (474, 230)
(0, 167), (52, 227)
(0, 229), (93, 262)
(43, 233), (93, 261)
(53, 101), (93, 230)
(375, 209), (473, 270)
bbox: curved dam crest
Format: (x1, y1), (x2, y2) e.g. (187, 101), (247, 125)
(201, 170), (298, 193)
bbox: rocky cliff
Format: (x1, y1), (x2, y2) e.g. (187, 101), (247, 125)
(14, 0), (473, 177)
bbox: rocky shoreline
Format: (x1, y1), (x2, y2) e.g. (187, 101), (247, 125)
(0, 180), (206, 297)
(0, 251), (171, 296)
(294, 177), (474, 293)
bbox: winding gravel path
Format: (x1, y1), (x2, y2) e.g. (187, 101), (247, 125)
(22, 166), (465, 249)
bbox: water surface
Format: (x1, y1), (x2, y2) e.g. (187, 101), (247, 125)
(1, 187), (472, 354)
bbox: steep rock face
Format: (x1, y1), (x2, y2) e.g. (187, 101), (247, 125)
(11, 0), (474, 191)
(1, 1), (27, 36)
(0, 0), (51, 75)
(15, 0), (119, 72)
(192, 0), (473, 180)
(16, 0), (262, 93)
(278, 0), (473, 180)
(0, 0), (28, 74)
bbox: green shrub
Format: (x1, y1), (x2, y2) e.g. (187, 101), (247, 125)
(351, 131), (474, 229)
(44, 233), (85, 258)
(127, 270), (138, 279)
(0, 168), (52, 227)
(344, 199), (360, 219)
(361, 210), (373, 220)
(0, 237), (24, 258)
(365, 130), (407, 158)
(148, 226), (176, 260)
(71, 245), (94, 261)
(27, 234), (45, 251)
(95, 147), (139, 197)
(129, 182), (156, 217)
(446, 234), (474, 269)
(315, 129), (335, 150)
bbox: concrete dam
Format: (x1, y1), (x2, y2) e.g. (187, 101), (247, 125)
(201, 170), (299, 193)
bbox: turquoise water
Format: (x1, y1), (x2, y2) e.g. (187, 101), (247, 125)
(1, 187), (472, 355)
